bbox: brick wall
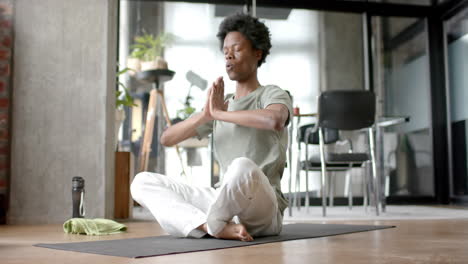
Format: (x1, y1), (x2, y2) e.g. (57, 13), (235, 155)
(0, 0), (12, 224)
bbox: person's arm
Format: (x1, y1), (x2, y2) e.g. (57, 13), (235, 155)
(160, 112), (211, 147)
(212, 105), (288, 131)
(209, 77), (289, 131)
(160, 88), (213, 147)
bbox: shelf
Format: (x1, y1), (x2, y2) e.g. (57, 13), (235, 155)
(135, 69), (175, 87)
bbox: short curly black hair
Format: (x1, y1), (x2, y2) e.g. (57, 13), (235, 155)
(217, 13), (272, 67)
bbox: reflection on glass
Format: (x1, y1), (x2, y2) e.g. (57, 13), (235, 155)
(374, 16), (434, 197)
(446, 9), (468, 196)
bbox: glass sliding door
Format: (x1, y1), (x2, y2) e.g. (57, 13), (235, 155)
(372, 15), (435, 198)
(445, 8), (468, 198)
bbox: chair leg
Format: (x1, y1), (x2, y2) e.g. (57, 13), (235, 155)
(348, 171), (353, 210)
(344, 170), (350, 198)
(348, 163), (354, 210)
(384, 167), (390, 213)
(363, 163), (369, 211)
(288, 161), (292, 217)
(305, 143), (310, 213)
(369, 128), (380, 216)
(349, 173), (353, 209)
(319, 128), (327, 217)
(288, 152), (292, 217)
(329, 172), (334, 207)
(288, 117), (294, 217)
(295, 146), (302, 211)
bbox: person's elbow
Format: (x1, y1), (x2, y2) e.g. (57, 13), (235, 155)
(272, 117), (285, 131)
(265, 105), (288, 132)
(266, 113), (285, 132)
(160, 131), (173, 147)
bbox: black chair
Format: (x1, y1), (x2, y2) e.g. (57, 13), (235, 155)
(295, 123), (370, 215)
(305, 90), (378, 217)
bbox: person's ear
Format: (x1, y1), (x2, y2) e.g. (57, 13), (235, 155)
(255, 49), (262, 62)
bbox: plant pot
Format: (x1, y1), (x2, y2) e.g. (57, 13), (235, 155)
(115, 108), (126, 148)
(126, 58), (141, 76)
(140, 56), (168, 71)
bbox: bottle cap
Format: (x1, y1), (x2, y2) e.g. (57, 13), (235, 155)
(72, 176), (85, 189)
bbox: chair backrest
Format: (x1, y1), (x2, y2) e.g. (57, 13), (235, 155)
(318, 90), (375, 130)
(299, 124), (339, 144)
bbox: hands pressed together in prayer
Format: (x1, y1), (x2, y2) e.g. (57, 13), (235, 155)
(203, 76), (229, 122)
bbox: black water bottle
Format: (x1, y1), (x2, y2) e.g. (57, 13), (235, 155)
(72, 176), (85, 218)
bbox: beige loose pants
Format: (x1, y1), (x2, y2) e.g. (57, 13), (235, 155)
(130, 157), (283, 238)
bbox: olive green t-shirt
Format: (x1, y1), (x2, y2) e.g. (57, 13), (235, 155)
(195, 85), (293, 213)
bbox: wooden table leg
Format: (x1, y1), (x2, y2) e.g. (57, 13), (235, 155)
(139, 89), (158, 172)
(158, 90), (187, 177)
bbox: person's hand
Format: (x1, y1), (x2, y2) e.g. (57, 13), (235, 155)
(201, 87), (213, 122)
(210, 76), (229, 119)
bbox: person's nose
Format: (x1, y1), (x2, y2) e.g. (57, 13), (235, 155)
(225, 49), (233, 60)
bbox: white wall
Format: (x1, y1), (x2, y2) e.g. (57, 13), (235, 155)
(9, 0), (117, 224)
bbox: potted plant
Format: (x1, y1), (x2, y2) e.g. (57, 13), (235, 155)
(128, 32), (174, 72)
(126, 55), (141, 76)
(115, 67), (137, 148)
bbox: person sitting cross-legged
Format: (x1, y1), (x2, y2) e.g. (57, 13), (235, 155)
(131, 13), (292, 241)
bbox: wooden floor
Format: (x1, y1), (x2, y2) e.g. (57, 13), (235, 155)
(1, 218), (468, 263)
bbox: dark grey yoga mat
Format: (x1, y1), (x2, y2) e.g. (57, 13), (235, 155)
(35, 223), (394, 258)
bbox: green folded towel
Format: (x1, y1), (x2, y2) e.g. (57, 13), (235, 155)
(63, 218), (127, 235)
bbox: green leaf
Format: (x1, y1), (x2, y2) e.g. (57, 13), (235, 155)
(129, 31), (174, 62)
(117, 68), (133, 76)
(116, 68), (137, 108)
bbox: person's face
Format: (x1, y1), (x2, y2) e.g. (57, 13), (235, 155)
(223, 31), (262, 82)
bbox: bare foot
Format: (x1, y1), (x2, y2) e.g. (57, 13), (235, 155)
(214, 223), (254, 242)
